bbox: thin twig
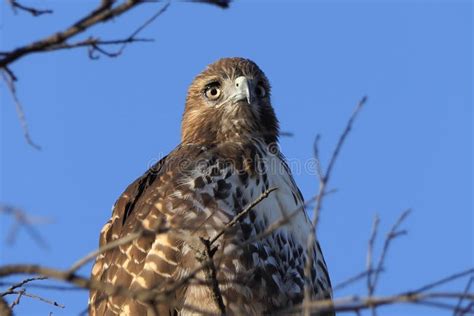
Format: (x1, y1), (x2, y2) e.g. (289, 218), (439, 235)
(1, 276), (48, 295)
(366, 214), (380, 297)
(0, 276), (64, 311)
(155, 188), (294, 300)
(188, 0), (231, 9)
(333, 268), (384, 292)
(0, 264), (156, 303)
(0, 204), (51, 248)
(45, 37), (153, 54)
(1, 70), (41, 150)
(7, 290), (65, 308)
(0, 283), (80, 291)
(411, 268), (474, 294)
(280, 131), (294, 137)
(314, 93), (367, 228)
(9, 288), (24, 309)
(288, 291), (474, 315)
(303, 96), (368, 315)
(459, 301), (474, 315)
(12, 187), (279, 314)
(371, 209), (411, 292)
(312, 134), (324, 180)
(1, 0), (227, 147)
(198, 238), (226, 315)
(415, 299), (465, 312)
(325, 96), (367, 185)
(86, 2), (170, 59)
(1, 259), (471, 315)
(1, 1), (148, 68)
(454, 276), (473, 316)
(151, 193), (312, 311)
(209, 187), (278, 245)
(0, 0), (229, 69)
(7, 0), (53, 16)
(285, 269), (474, 316)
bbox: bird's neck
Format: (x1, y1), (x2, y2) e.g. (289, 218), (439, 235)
(181, 116), (266, 146)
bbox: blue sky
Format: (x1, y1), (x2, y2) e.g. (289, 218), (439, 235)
(1, 1), (472, 315)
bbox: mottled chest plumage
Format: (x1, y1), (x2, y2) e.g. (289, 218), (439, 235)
(171, 142), (332, 312)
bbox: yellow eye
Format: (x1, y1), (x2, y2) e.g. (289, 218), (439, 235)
(205, 86), (221, 100)
(256, 84), (266, 97)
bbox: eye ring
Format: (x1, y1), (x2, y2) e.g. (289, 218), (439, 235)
(256, 84), (266, 98)
(205, 85), (221, 100)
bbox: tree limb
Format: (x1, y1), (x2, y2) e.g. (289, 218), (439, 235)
(7, 0), (53, 17)
(303, 96), (368, 315)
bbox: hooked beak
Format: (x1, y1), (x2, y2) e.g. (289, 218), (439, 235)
(232, 76), (254, 105)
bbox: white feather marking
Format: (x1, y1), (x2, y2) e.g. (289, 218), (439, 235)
(134, 276), (149, 287)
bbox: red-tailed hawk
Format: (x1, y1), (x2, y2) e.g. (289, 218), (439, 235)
(89, 57), (333, 315)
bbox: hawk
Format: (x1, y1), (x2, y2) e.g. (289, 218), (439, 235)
(89, 57), (333, 315)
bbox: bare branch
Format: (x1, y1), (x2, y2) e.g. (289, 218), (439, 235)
(197, 238), (226, 315)
(459, 301), (474, 315)
(145, 193), (314, 314)
(1, 0), (229, 147)
(9, 288), (24, 309)
(1, 70), (41, 150)
(454, 276), (473, 316)
(1, 1), (168, 148)
(1, 276), (48, 295)
(312, 134), (324, 180)
(168, 188), (279, 313)
(0, 204), (470, 316)
(288, 290), (474, 315)
(84, 2), (170, 59)
(333, 268), (384, 292)
(1, 1), (147, 68)
(304, 96), (368, 315)
(280, 131), (294, 137)
(155, 188), (293, 301)
(34, 188), (278, 313)
(1, 276), (64, 311)
(8, 290), (65, 309)
(286, 267), (474, 314)
(7, 0), (53, 17)
(0, 0), (229, 69)
(209, 187), (278, 245)
(42, 37), (153, 57)
(325, 96), (368, 185)
(411, 268), (474, 294)
(366, 214), (380, 298)
(0, 264), (156, 303)
(188, 0), (231, 9)
(313, 96), (368, 227)
(371, 209), (411, 292)
(0, 282), (80, 292)
(0, 204), (51, 248)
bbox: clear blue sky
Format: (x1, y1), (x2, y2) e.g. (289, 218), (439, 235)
(1, 1), (472, 315)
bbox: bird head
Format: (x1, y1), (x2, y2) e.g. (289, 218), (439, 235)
(181, 57), (279, 145)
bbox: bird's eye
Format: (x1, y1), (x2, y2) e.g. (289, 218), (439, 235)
(256, 84), (266, 98)
(205, 85), (221, 100)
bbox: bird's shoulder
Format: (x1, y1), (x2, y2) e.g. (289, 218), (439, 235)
(98, 142), (266, 244)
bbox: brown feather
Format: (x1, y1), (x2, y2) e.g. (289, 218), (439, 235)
(89, 58), (333, 316)
(182, 57), (279, 145)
